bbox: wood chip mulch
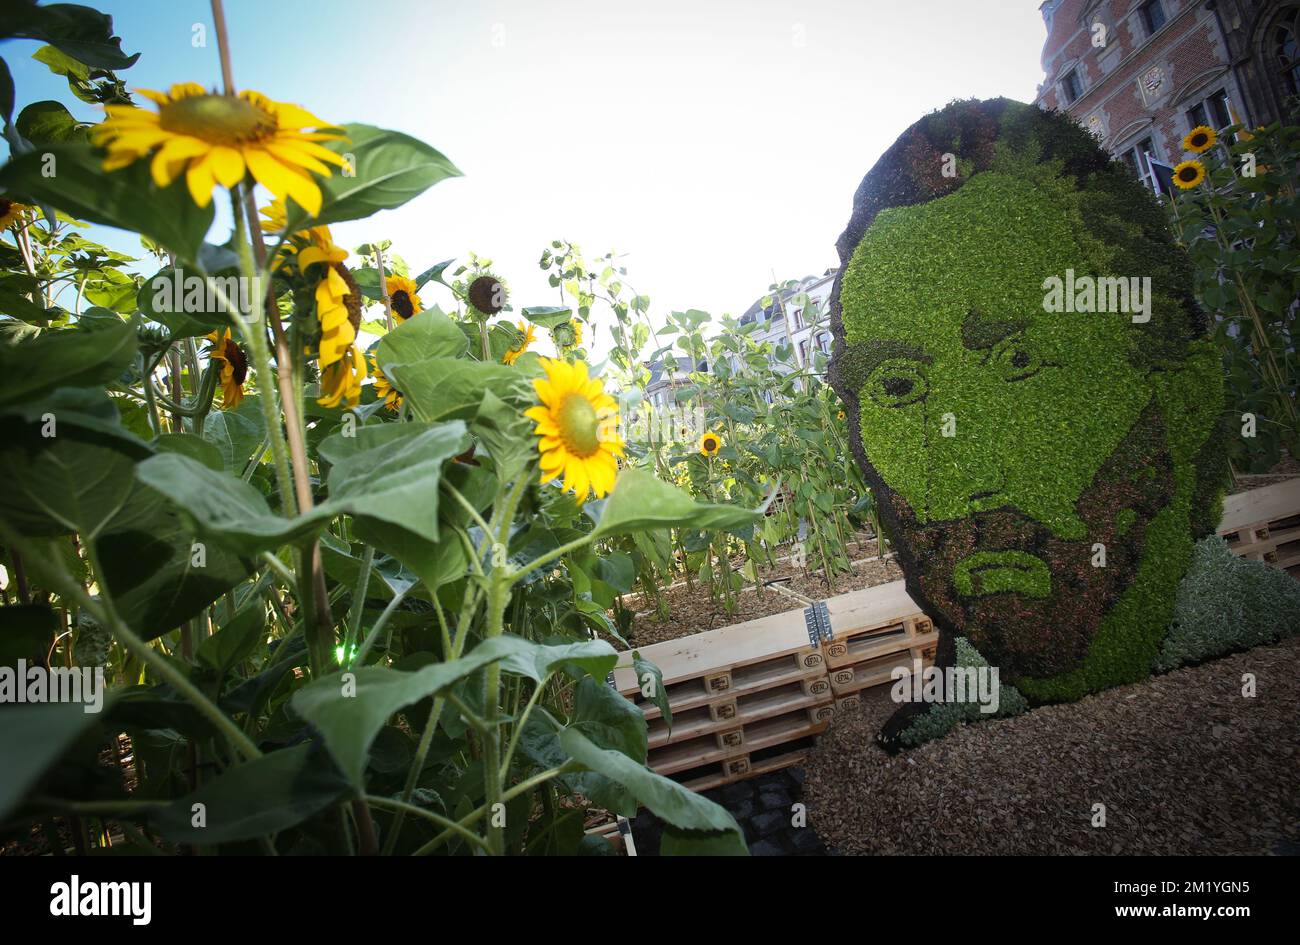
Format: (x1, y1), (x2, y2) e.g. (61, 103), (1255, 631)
(622, 545), (902, 649)
(805, 637), (1300, 855)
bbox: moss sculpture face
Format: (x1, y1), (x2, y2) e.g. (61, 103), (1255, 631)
(828, 99), (1228, 705)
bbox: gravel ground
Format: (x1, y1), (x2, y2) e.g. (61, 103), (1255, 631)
(805, 637), (1300, 855)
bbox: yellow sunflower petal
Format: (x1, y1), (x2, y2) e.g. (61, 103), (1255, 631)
(245, 149), (322, 217)
(185, 158), (217, 207)
(207, 145), (247, 188)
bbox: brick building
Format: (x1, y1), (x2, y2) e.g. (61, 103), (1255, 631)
(1035, 0), (1300, 189)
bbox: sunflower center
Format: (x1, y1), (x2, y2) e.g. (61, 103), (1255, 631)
(557, 393), (601, 458)
(391, 290), (415, 320)
(1178, 167), (1197, 181)
(160, 94), (276, 145)
(468, 276), (504, 315)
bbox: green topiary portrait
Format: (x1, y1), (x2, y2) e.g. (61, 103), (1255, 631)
(827, 99), (1232, 741)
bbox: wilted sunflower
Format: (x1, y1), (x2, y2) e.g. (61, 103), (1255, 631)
(206, 329), (248, 409)
(467, 273), (507, 316)
(836, 409), (846, 421)
(369, 355), (402, 412)
(526, 358), (624, 502)
(91, 83), (348, 212)
(299, 228), (360, 372)
(319, 344), (367, 409)
(1173, 159), (1207, 190)
(552, 318), (582, 349)
(503, 321), (536, 365)
(0, 198), (31, 230)
(385, 275), (423, 321)
(698, 431), (722, 457)
(1182, 125), (1216, 154)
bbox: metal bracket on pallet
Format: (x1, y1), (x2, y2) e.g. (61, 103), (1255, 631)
(803, 600), (832, 648)
(605, 670), (617, 690)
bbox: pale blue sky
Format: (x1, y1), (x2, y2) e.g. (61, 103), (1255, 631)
(5, 0), (1048, 348)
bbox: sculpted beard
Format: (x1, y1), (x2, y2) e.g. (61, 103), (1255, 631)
(884, 406), (1176, 680)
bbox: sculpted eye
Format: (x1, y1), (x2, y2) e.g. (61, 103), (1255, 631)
(866, 359), (929, 407)
(989, 335), (1048, 382)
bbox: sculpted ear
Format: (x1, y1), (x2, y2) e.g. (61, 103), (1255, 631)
(1146, 339), (1223, 468)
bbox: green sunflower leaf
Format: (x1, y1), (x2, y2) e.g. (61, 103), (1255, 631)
(0, 315), (136, 408)
(292, 635), (616, 787)
(557, 728), (747, 855)
(589, 467), (760, 539)
(0, 144), (213, 268)
(288, 124), (462, 230)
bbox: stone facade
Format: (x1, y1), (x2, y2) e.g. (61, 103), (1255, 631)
(1035, 0), (1300, 187)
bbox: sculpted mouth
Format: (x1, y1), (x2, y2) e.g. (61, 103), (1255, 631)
(953, 550), (1051, 598)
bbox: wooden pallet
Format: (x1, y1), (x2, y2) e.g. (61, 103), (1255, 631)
(672, 735), (822, 793)
(821, 580), (932, 669)
(1218, 479), (1300, 576)
(828, 634), (938, 702)
(584, 814), (637, 855)
(612, 607), (826, 722)
(646, 702), (832, 777)
(646, 676), (830, 750)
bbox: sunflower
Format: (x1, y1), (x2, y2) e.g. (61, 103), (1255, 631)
(384, 275), (423, 321)
(836, 410), (846, 421)
(699, 431), (722, 457)
(503, 321), (536, 365)
(319, 344), (367, 409)
(467, 273), (507, 316)
(1183, 125), (1216, 154)
(526, 358), (624, 502)
(369, 355), (402, 412)
(91, 83), (348, 213)
(0, 198), (31, 230)
(1173, 159), (1207, 190)
(206, 329), (248, 410)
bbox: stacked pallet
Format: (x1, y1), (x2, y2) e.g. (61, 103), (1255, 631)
(1218, 478), (1300, 578)
(821, 580), (938, 712)
(612, 608), (834, 792)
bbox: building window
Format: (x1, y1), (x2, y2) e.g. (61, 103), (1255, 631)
(793, 308), (804, 329)
(1187, 89), (1233, 133)
(1061, 68), (1083, 104)
(798, 340), (809, 365)
(816, 331), (830, 352)
(1276, 8), (1300, 97)
(1120, 137), (1158, 191)
(1139, 0), (1167, 37)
